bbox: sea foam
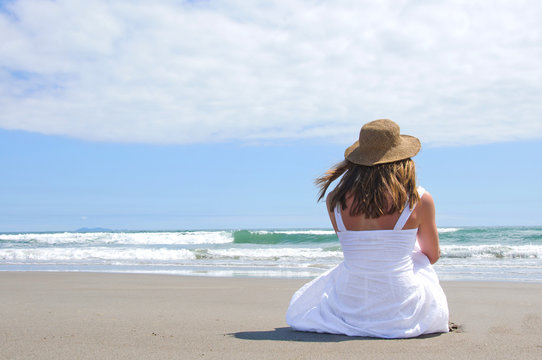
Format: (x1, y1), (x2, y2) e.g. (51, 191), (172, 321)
(1, 227), (542, 281)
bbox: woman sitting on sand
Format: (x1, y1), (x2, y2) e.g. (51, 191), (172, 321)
(286, 119), (449, 338)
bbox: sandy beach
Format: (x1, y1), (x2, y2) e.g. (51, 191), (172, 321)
(1, 272), (541, 359)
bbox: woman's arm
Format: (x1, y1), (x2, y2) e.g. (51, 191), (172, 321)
(416, 191), (441, 264)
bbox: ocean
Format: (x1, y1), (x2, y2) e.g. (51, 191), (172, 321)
(1, 227), (541, 282)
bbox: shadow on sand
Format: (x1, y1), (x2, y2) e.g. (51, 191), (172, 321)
(230, 327), (443, 342)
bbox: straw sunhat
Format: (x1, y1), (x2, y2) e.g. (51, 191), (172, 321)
(344, 119), (421, 166)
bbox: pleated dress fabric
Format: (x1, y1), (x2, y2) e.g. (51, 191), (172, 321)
(286, 188), (449, 338)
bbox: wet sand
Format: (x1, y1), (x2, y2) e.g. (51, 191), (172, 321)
(1, 272), (541, 359)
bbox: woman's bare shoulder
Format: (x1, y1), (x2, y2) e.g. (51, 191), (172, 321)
(413, 189), (436, 229)
(419, 190), (436, 212)
(326, 189), (336, 213)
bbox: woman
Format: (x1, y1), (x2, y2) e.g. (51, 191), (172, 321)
(286, 119), (449, 338)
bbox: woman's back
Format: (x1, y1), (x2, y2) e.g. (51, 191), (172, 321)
(328, 192), (417, 231)
(328, 187), (441, 264)
(333, 187), (423, 273)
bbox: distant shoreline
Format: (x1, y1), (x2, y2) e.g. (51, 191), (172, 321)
(1, 269), (542, 284)
(2, 225), (541, 234)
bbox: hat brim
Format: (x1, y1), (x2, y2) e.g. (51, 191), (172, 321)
(345, 135), (421, 166)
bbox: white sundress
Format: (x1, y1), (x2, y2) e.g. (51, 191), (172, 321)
(286, 187), (449, 338)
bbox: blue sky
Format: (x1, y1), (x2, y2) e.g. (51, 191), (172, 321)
(1, 129), (541, 231)
(1, 0), (541, 231)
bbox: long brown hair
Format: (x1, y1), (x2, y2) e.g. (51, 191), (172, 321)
(315, 158), (419, 218)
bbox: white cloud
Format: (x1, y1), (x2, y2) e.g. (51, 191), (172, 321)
(1, 0), (541, 146)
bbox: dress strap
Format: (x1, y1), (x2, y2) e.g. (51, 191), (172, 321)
(334, 205), (347, 232)
(393, 187), (426, 231)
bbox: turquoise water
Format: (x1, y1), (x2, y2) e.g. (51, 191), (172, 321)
(1, 227), (541, 282)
